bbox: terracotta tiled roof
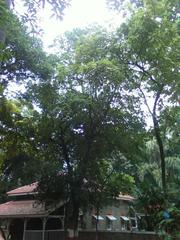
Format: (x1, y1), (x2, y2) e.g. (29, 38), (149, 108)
(7, 183), (135, 202)
(7, 182), (38, 196)
(0, 200), (47, 217)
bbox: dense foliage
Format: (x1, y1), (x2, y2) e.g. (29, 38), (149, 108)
(0, 0), (179, 239)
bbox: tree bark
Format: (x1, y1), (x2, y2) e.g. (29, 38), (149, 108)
(69, 199), (79, 240)
(0, 0), (10, 70)
(0, 226), (7, 240)
(152, 91), (166, 192)
(0, 0), (10, 42)
(0, 29), (5, 45)
(95, 203), (100, 240)
(139, 85), (166, 192)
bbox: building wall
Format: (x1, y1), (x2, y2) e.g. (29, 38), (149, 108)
(78, 231), (159, 240)
(82, 199), (134, 231)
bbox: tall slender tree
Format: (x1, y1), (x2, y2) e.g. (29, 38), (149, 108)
(30, 27), (144, 238)
(109, 0), (180, 192)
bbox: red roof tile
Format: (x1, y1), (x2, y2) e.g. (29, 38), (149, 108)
(7, 183), (135, 202)
(7, 182), (38, 196)
(0, 200), (47, 217)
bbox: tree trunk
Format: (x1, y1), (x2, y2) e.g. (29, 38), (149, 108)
(95, 204), (100, 240)
(153, 115), (166, 191)
(0, 29), (5, 45)
(0, 0), (10, 42)
(139, 86), (166, 193)
(153, 92), (166, 193)
(0, 0), (10, 69)
(64, 200), (69, 240)
(70, 205), (79, 240)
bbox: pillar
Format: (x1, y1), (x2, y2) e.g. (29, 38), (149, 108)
(23, 219), (27, 240)
(42, 218), (47, 240)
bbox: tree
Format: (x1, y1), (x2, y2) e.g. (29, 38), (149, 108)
(109, 0), (180, 192)
(0, 99), (45, 201)
(25, 27), (144, 238)
(0, 0), (71, 74)
(0, 13), (57, 200)
(0, 0), (72, 196)
(0, 0), (9, 44)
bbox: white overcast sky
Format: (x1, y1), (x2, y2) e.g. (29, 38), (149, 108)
(14, 0), (124, 48)
(9, 0), (123, 93)
(38, 1), (154, 128)
(38, 0), (123, 48)
(11, 0), (154, 127)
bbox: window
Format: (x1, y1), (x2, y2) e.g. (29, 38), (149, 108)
(106, 218), (112, 230)
(91, 215), (104, 229)
(79, 214), (86, 229)
(120, 216), (129, 231)
(130, 217), (137, 230)
(45, 218), (62, 230)
(26, 218), (43, 230)
(106, 215), (117, 231)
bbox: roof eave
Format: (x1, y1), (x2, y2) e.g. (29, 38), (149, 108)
(7, 192), (38, 197)
(0, 214), (48, 218)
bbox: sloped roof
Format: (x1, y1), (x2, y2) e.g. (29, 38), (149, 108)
(7, 183), (135, 201)
(7, 182), (38, 196)
(0, 200), (64, 218)
(0, 200), (47, 218)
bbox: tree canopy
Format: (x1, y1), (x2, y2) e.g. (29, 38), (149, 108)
(0, 0), (179, 239)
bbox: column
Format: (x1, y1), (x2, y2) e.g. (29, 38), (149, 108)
(5, 220), (10, 239)
(23, 219), (27, 240)
(60, 216), (65, 229)
(42, 218), (47, 240)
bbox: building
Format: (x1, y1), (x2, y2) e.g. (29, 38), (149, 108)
(0, 183), (65, 240)
(81, 194), (137, 232)
(0, 183), (137, 240)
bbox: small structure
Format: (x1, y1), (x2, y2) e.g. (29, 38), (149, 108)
(81, 194), (137, 231)
(0, 183), (65, 240)
(0, 183), (137, 239)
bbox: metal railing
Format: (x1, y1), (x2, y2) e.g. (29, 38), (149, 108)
(25, 230), (65, 240)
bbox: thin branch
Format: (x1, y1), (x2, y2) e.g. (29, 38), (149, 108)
(128, 61), (160, 87)
(138, 85), (153, 116)
(153, 90), (161, 118)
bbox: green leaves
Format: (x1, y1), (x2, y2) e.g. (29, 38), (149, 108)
(158, 206), (180, 239)
(0, 0), (178, 235)
(27, 26), (145, 229)
(28, 0), (71, 20)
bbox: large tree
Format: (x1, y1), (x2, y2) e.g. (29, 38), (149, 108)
(0, 14), (57, 199)
(0, 0), (71, 77)
(25, 27), (144, 237)
(109, 0), (180, 192)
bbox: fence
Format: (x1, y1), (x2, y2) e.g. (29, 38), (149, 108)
(78, 231), (160, 240)
(24, 230), (66, 240)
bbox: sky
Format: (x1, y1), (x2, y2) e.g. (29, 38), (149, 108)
(38, 0), (154, 128)
(38, 0), (123, 49)
(8, 0), (124, 95)
(11, 0), (154, 127)
(14, 0), (124, 49)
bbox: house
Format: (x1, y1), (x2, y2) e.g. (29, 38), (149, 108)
(81, 194), (137, 232)
(0, 183), (65, 240)
(0, 183), (137, 240)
